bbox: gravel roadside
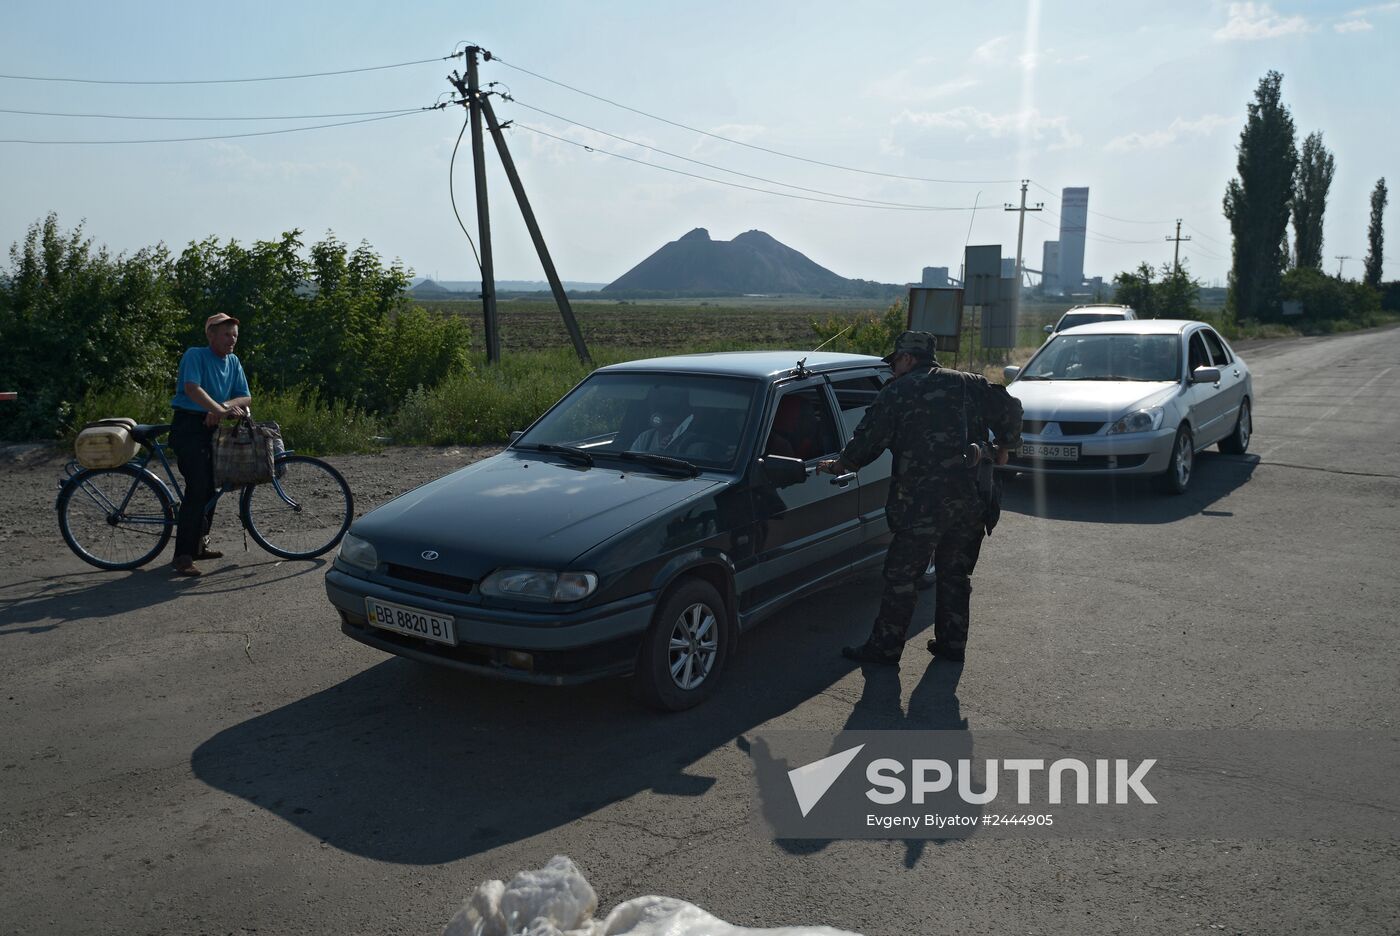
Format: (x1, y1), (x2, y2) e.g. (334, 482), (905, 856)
(0, 443), (501, 559)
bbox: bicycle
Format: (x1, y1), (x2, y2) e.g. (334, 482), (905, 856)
(55, 421), (353, 571)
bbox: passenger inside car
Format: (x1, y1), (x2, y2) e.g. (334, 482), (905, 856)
(765, 391), (838, 461)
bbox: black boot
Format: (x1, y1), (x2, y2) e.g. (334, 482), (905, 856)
(926, 640), (965, 662)
(842, 643), (901, 665)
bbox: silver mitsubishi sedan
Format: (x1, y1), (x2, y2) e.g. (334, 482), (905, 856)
(1001, 319), (1253, 494)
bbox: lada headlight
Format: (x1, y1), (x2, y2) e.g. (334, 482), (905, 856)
(480, 569), (599, 602)
(1107, 407), (1165, 434)
(337, 532), (379, 571)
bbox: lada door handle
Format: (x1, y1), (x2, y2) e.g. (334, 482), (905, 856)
(830, 472), (857, 487)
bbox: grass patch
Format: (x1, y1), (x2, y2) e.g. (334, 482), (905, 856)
(65, 383), (174, 433)
(250, 386), (383, 455)
(64, 382), (382, 455)
(391, 347), (677, 446)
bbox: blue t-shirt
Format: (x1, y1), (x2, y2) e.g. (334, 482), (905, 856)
(171, 347), (250, 412)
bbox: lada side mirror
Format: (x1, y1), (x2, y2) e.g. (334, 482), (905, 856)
(1044, 324), (1055, 334)
(1191, 366), (1221, 384)
(1003, 365), (1021, 382)
(508, 430), (524, 443)
(759, 455), (808, 487)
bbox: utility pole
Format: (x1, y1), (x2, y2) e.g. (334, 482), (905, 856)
(1166, 219), (1191, 277)
(1003, 180), (1043, 283)
(1335, 255), (1353, 278)
(456, 47), (501, 364)
(481, 96), (592, 366)
(447, 49), (591, 366)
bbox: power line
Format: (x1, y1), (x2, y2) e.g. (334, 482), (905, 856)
(0, 55), (460, 86)
(1029, 210), (1160, 245)
(490, 55), (1016, 186)
(502, 96), (979, 210)
(448, 109), (483, 275)
(1030, 180), (1173, 226)
(510, 121), (984, 212)
(1184, 243), (1229, 262)
(0, 109), (426, 144)
(1182, 220), (1231, 248)
(0, 106), (428, 121)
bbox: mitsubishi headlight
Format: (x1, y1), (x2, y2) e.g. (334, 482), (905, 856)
(479, 569), (599, 603)
(1107, 407), (1165, 434)
(337, 532), (379, 572)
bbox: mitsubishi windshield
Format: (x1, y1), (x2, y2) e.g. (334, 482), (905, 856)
(1020, 333), (1182, 382)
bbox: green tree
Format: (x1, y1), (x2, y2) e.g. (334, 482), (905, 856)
(1112, 263), (1158, 317)
(1365, 177), (1388, 288)
(1224, 70), (1297, 320)
(0, 215), (184, 440)
(1292, 131), (1336, 270)
(1113, 261), (1201, 319)
(170, 230), (464, 412)
(1280, 266), (1381, 323)
(809, 298), (906, 356)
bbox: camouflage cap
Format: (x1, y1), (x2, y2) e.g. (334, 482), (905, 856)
(881, 330), (938, 364)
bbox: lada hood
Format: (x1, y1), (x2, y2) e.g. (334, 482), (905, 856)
(349, 452), (723, 579)
(1008, 380), (1179, 423)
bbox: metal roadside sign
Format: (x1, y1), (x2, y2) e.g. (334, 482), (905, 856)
(907, 287), (964, 352)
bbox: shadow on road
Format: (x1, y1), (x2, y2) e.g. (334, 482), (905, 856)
(191, 576), (954, 866)
(747, 651), (973, 868)
(1002, 452), (1259, 524)
(0, 558), (327, 636)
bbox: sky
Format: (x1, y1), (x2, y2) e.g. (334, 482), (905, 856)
(1, 1), (1396, 288)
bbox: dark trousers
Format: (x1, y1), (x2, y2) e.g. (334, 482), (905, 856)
(868, 500), (986, 655)
(170, 409), (217, 559)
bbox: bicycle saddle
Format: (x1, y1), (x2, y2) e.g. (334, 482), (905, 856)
(130, 423), (172, 444)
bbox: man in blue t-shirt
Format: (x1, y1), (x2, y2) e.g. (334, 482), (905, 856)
(168, 312), (253, 576)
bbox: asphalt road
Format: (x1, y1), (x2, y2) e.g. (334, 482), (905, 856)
(2, 327), (1397, 935)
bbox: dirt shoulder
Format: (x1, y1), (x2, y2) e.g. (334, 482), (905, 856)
(0, 444), (502, 557)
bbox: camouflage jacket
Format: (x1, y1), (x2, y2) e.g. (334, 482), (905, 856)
(839, 365), (1024, 530)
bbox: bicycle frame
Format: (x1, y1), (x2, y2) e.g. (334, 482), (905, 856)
(60, 430), (305, 523)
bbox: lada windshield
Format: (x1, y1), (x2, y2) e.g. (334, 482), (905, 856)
(515, 372), (762, 470)
(1022, 333), (1182, 382)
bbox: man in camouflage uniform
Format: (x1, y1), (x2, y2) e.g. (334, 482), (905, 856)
(818, 331), (1023, 664)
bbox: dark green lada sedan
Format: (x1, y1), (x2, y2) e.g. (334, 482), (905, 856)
(325, 351), (895, 710)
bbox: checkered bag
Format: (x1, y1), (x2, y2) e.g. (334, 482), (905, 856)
(212, 417), (281, 487)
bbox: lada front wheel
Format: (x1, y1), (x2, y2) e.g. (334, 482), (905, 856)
(634, 579), (729, 712)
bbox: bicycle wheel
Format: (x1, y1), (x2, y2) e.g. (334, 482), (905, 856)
(57, 465), (174, 570)
(241, 455), (353, 560)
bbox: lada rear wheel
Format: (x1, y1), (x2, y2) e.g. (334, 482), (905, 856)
(634, 579), (729, 712)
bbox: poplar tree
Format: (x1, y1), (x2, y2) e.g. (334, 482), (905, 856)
(1291, 131), (1335, 270)
(1223, 71), (1297, 320)
(1364, 178), (1388, 288)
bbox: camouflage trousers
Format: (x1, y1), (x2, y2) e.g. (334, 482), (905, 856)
(866, 500), (986, 657)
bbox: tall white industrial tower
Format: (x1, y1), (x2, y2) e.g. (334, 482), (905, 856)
(1058, 187), (1089, 293)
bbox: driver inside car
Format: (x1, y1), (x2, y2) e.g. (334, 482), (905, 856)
(630, 387), (699, 455)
